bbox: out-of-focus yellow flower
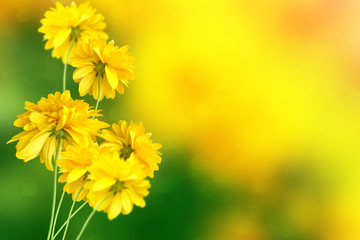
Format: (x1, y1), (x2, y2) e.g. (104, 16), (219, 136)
(100, 120), (162, 178)
(68, 37), (135, 100)
(7, 91), (109, 171)
(38, 2), (108, 61)
(86, 152), (150, 220)
(57, 142), (99, 201)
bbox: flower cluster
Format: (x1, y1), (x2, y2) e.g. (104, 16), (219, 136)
(8, 2), (161, 239)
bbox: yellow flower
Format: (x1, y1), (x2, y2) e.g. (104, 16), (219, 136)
(57, 142), (99, 201)
(100, 120), (162, 178)
(7, 91), (109, 171)
(38, 2), (108, 61)
(68, 37), (135, 100)
(86, 152), (150, 220)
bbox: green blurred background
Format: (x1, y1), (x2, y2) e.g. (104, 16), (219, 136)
(2, 0), (360, 239)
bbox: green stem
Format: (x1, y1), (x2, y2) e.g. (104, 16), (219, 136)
(61, 181), (87, 240)
(52, 201), (88, 239)
(93, 74), (101, 120)
(50, 191), (65, 239)
(47, 138), (62, 240)
(75, 193), (112, 240)
(63, 39), (75, 92)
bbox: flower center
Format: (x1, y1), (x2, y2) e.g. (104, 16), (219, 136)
(120, 144), (134, 160)
(54, 129), (67, 139)
(93, 61), (106, 77)
(70, 26), (82, 41)
(112, 180), (123, 193)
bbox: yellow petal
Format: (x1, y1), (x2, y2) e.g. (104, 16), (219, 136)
(76, 188), (88, 202)
(103, 40), (114, 58)
(23, 122), (36, 131)
(73, 66), (95, 80)
(153, 143), (162, 150)
(56, 107), (68, 130)
(74, 12), (90, 26)
(108, 192), (122, 220)
(16, 131), (51, 162)
(92, 77), (103, 100)
(79, 72), (96, 96)
(105, 66), (118, 89)
(92, 177), (116, 191)
(44, 40), (53, 50)
(93, 46), (104, 63)
(58, 172), (69, 183)
(15, 130), (39, 150)
(96, 192), (113, 211)
(65, 128), (84, 144)
(41, 135), (57, 171)
(67, 166), (88, 183)
(14, 117), (29, 128)
(125, 189), (145, 207)
(29, 112), (47, 124)
(7, 130), (30, 144)
(61, 90), (72, 102)
(121, 191), (133, 215)
(53, 28), (71, 48)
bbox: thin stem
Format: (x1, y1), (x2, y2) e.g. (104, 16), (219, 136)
(93, 74), (101, 120)
(63, 39), (75, 92)
(50, 191), (65, 239)
(75, 193), (112, 240)
(61, 181), (87, 240)
(47, 138), (62, 240)
(53, 201), (88, 239)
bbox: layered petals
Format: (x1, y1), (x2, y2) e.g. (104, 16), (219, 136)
(86, 152), (150, 220)
(38, 2), (108, 61)
(100, 120), (162, 178)
(68, 37), (135, 100)
(57, 142), (100, 201)
(7, 91), (109, 171)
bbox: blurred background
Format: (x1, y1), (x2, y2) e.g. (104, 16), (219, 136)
(1, 0), (360, 239)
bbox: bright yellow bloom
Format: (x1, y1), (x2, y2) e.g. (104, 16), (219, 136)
(7, 91), (109, 171)
(57, 142), (99, 201)
(86, 152), (150, 220)
(68, 37), (135, 100)
(38, 2), (108, 62)
(100, 120), (162, 178)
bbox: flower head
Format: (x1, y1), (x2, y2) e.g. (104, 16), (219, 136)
(100, 120), (162, 178)
(57, 142), (99, 201)
(68, 37), (135, 100)
(38, 2), (108, 62)
(86, 152), (150, 220)
(7, 91), (109, 171)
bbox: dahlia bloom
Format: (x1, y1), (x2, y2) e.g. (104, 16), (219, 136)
(38, 2), (108, 61)
(7, 91), (109, 171)
(68, 37), (135, 100)
(100, 120), (162, 178)
(86, 152), (150, 220)
(57, 142), (100, 201)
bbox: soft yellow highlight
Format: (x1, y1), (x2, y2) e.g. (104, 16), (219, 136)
(7, 91), (109, 171)
(68, 37), (135, 100)
(95, 0), (360, 238)
(101, 120), (162, 178)
(38, 2), (108, 61)
(86, 152), (150, 220)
